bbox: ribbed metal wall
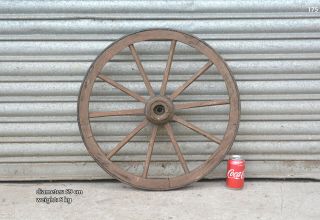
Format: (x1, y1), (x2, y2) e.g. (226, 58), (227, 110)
(1, 0), (319, 180)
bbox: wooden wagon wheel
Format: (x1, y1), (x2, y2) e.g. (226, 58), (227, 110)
(78, 29), (240, 190)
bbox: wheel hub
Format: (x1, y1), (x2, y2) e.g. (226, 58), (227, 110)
(145, 96), (174, 125)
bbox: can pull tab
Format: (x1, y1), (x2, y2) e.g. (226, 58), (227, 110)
(230, 155), (242, 160)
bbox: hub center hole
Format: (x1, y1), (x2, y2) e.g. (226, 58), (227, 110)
(153, 104), (165, 115)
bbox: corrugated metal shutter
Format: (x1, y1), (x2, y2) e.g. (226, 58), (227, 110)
(1, 0), (319, 180)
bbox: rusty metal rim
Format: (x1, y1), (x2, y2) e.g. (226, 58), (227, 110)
(77, 29), (240, 190)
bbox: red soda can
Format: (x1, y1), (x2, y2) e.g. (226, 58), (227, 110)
(226, 155), (245, 189)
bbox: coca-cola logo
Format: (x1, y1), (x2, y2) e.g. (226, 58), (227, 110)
(227, 169), (244, 179)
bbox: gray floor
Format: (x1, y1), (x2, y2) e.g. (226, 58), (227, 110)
(0, 180), (319, 220)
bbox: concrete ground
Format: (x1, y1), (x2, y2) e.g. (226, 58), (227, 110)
(0, 180), (319, 220)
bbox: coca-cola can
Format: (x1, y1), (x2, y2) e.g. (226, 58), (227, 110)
(226, 155), (245, 189)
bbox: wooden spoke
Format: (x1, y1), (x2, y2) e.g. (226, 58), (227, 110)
(170, 61), (213, 99)
(164, 123), (190, 174)
(106, 119), (149, 159)
(98, 74), (145, 103)
(129, 44), (155, 97)
(172, 115), (221, 144)
(160, 40), (177, 96)
(89, 108), (144, 118)
(142, 126), (158, 178)
(175, 99), (229, 110)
